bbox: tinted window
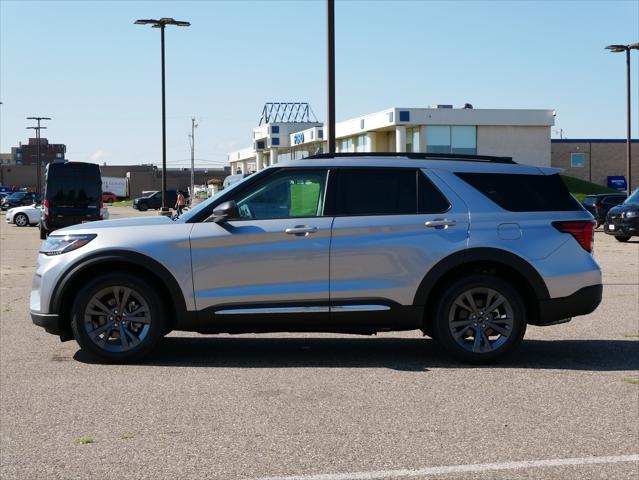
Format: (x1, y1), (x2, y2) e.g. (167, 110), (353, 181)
(234, 169), (327, 219)
(334, 169), (416, 216)
(46, 165), (101, 205)
(602, 196), (625, 206)
(456, 172), (582, 212)
(583, 196), (597, 206)
(418, 171), (450, 213)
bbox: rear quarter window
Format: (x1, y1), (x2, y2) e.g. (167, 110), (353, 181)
(456, 172), (582, 212)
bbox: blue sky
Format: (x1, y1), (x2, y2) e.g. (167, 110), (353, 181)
(1, 0), (638, 167)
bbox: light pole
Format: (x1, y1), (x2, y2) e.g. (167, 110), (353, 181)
(326, 0), (336, 154)
(26, 116), (51, 197)
(606, 43), (639, 193)
(189, 117), (198, 204)
(135, 17), (190, 212)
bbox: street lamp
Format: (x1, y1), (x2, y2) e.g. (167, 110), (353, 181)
(135, 17), (190, 212)
(606, 42), (639, 194)
(326, 0), (336, 154)
(26, 116), (51, 197)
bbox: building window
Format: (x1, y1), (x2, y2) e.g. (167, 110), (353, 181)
(339, 137), (354, 153)
(56, 152), (63, 159)
(257, 141), (265, 149)
(571, 152), (585, 168)
(318, 129), (324, 139)
(406, 127), (420, 153)
(271, 137), (280, 146)
(271, 125), (280, 134)
(425, 126), (476, 155)
(356, 134), (367, 152)
(399, 110), (410, 122)
(360, 119), (365, 129)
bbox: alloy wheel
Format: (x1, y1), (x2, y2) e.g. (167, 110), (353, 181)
(447, 287), (514, 354)
(14, 214), (28, 227)
(83, 286), (152, 353)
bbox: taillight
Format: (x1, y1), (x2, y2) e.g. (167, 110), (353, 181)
(553, 220), (595, 253)
(43, 199), (50, 220)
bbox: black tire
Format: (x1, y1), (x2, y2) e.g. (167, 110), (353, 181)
(14, 213), (29, 227)
(39, 226), (47, 240)
(71, 273), (167, 363)
(137, 203), (148, 212)
(615, 236), (631, 242)
(432, 274), (527, 363)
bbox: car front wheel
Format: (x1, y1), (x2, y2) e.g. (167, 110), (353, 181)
(14, 213), (29, 227)
(71, 273), (167, 363)
(433, 274), (526, 363)
(615, 235), (631, 242)
(137, 203), (148, 212)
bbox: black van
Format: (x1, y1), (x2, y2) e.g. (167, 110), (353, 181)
(40, 162), (103, 239)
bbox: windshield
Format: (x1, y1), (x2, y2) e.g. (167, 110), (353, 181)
(623, 189), (639, 206)
(177, 177), (247, 222)
(583, 197), (596, 206)
(7, 193), (25, 200)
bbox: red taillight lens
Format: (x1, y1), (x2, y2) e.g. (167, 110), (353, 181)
(553, 220), (595, 253)
(43, 199), (50, 220)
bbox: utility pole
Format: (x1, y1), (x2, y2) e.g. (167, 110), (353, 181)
(189, 117), (198, 204)
(26, 116), (51, 197)
(326, 0), (336, 154)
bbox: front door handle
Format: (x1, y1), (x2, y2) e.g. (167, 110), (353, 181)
(425, 219), (456, 229)
(285, 225), (318, 236)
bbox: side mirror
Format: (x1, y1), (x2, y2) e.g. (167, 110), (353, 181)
(207, 200), (240, 223)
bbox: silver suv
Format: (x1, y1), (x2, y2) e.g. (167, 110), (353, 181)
(30, 153), (602, 363)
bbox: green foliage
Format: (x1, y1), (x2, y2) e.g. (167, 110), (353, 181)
(560, 175), (619, 202)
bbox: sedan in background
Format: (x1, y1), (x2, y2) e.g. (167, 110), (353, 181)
(1, 191), (36, 210)
(102, 191), (118, 203)
(604, 189), (639, 242)
(5, 204), (42, 227)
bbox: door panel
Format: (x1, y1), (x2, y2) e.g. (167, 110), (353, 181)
(190, 218), (333, 310)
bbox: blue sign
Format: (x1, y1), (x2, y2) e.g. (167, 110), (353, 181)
(607, 176), (627, 191)
(294, 133), (305, 145)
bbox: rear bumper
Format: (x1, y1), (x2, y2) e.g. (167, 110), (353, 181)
(31, 311), (61, 335)
(534, 284), (602, 326)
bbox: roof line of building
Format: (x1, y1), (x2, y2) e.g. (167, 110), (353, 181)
(552, 139), (639, 143)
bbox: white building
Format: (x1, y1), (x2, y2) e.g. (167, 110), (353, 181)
(228, 103), (555, 173)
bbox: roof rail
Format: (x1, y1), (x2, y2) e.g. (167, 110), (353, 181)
(305, 152), (516, 164)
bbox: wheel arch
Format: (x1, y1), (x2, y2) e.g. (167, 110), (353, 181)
(414, 248), (549, 329)
(50, 251), (194, 339)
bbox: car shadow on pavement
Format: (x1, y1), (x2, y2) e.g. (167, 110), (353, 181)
(73, 337), (639, 372)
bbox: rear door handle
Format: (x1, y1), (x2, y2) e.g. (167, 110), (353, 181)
(285, 225), (318, 235)
(425, 219), (456, 229)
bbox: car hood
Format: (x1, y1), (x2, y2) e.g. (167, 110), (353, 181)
(8, 205), (39, 214)
(609, 203), (639, 214)
(51, 215), (175, 235)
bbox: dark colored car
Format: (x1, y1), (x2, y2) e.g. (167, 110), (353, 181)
(40, 162), (103, 239)
(1, 191), (36, 210)
(604, 189), (639, 242)
(582, 193), (626, 227)
(133, 190), (188, 211)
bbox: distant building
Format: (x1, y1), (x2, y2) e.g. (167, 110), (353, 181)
(551, 139), (639, 190)
(12, 138), (66, 165)
(228, 103), (556, 173)
(0, 153), (13, 165)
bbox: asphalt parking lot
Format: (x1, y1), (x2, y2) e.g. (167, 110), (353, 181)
(1, 207), (637, 480)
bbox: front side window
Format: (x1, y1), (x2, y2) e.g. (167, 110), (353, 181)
(233, 170), (327, 220)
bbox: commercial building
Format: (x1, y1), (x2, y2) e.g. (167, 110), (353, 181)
(11, 138), (66, 165)
(551, 139), (639, 190)
(228, 103), (556, 173)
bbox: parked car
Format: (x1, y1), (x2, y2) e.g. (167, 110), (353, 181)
(1, 191), (36, 210)
(5, 204), (42, 227)
(582, 193), (626, 227)
(30, 153), (602, 364)
(39, 162), (103, 240)
(604, 188), (639, 242)
(132, 190), (188, 211)
(102, 192), (118, 203)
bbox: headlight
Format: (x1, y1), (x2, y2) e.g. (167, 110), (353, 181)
(40, 234), (96, 256)
(624, 211), (638, 218)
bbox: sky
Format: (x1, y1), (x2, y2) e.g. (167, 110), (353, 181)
(1, 0), (638, 168)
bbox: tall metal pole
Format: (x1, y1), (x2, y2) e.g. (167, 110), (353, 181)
(160, 24), (168, 211)
(626, 48), (632, 193)
(26, 116), (50, 197)
(190, 117), (196, 203)
(326, 0), (336, 154)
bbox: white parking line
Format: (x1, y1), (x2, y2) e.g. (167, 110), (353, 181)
(255, 454), (639, 480)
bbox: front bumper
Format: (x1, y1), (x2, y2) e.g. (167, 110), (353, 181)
(534, 284), (603, 326)
(604, 213), (639, 237)
(30, 311), (61, 335)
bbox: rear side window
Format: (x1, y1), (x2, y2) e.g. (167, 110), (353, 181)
(456, 172), (582, 212)
(333, 168), (449, 216)
(583, 196), (596, 206)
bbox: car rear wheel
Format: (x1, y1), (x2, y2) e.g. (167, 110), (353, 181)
(433, 274), (526, 363)
(71, 273), (167, 363)
(39, 226), (47, 240)
(615, 235), (631, 242)
(14, 213), (28, 227)
(137, 204), (148, 212)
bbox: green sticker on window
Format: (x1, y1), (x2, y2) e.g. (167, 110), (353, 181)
(290, 183), (320, 217)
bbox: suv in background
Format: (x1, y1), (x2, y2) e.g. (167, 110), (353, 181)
(30, 153), (602, 364)
(1, 191), (36, 210)
(132, 190), (188, 211)
(39, 162), (103, 239)
(582, 193), (626, 227)
(604, 188), (639, 242)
